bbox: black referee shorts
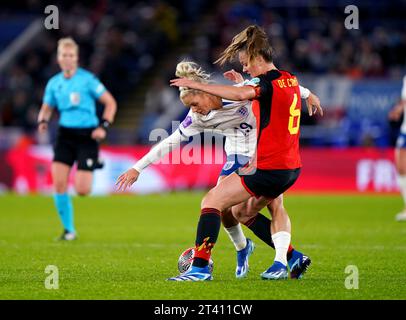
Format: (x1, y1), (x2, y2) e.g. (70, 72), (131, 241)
(239, 167), (301, 199)
(53, 126), (99, 171)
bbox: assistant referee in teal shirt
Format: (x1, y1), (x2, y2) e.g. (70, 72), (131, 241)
(37, 37), (117, 240)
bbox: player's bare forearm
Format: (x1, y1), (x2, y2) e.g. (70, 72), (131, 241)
(37, 104), (53, 132)
(99, 91), (117, 123)
(170, 78), (256, 101)
(195, 83), (255, 101)
(38, 103), (53, 122)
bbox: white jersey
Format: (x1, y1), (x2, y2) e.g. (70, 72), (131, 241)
(178, 99), (257, 157)
(132, 82), (311, 172)
(132, 99), (256, 172)
(400, 75), (406, 134)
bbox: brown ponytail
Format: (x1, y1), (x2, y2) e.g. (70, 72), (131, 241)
(215, 25), (273, 66)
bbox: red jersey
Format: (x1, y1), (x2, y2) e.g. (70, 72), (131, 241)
(249, 69), (302, 170)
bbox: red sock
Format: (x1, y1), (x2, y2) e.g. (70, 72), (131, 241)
(194, 237), (213, 261)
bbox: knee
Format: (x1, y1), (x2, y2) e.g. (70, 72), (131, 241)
(54, 181), (67, 194)
(233, 203), (255, 225)
(76, 186), (91, 196)
(201, 189), (224, 211)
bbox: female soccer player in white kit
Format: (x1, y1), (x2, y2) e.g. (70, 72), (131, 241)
(116, 61), (322, 278)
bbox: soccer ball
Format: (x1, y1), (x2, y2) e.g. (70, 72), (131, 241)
(177, 247), (214, 274)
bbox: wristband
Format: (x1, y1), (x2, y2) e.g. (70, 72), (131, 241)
(99, 119), (111, 131)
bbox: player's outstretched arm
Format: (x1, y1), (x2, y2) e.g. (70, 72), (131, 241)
(37, 103), (53, 132)
(115, 130), (186, 192)
(170, 78), (256, 101)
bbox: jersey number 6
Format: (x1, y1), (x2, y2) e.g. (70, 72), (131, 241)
(288, 93), (300, 135)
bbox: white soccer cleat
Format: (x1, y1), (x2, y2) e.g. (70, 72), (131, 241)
(57, 230), (77, 241)
(395, 211), (406, 222)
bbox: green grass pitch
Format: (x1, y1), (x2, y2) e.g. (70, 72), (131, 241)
(0, 192), (405, 300)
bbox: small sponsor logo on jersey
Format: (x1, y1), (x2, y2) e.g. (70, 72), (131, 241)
(181, 115), (193, 128)
(236, 106), (248, 117)
(70, 92), (80, 106)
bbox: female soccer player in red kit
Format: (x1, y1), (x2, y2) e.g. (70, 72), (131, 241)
(169, 25), (316, 281)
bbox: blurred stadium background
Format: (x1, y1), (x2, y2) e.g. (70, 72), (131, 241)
(0, 0), (405, 195)
(1, 0), (406, 300)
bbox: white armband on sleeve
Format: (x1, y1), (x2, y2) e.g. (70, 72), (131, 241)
(132, 129), (186, 173)
(299, 85), (311, 99)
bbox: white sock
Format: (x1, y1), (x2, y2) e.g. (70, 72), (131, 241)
(397, 175), (406, 208)
(272, 231), (291, 266)
(224, 224), (247, 251)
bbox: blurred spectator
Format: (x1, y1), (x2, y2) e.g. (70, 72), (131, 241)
(0, 0), (201, 141)
(1, 0), (405, 147)
(200, 0), (406, 78)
